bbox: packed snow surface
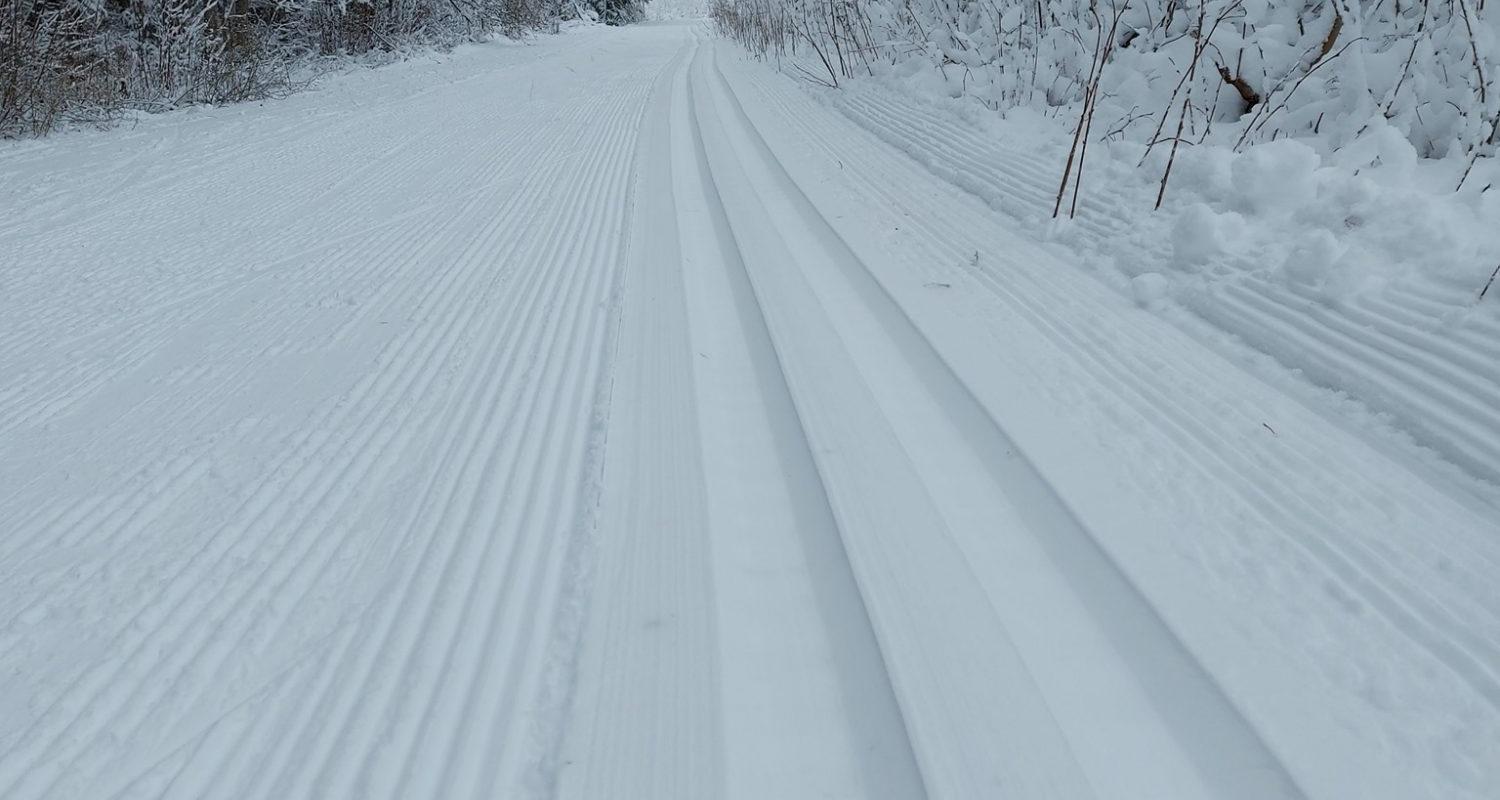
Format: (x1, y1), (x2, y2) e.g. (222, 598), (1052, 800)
(2, 20), (1498, 800)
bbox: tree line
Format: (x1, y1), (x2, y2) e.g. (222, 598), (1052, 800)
(2, 0), (648, 136)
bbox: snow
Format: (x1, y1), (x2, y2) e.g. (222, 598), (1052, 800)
(1230, 140), (1323, 216)
(718, 0), (1500, 313)
(1130, 271), (1171, 307)
(645, 0), (710, 21)
(2, 16), (1499, 800)
(1170, 202), (1235, 267)
(799, 39), (1500, 493)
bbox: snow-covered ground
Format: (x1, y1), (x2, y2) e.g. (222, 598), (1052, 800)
(812, 73), (1500, 493)
(2, 19), (1498, 800)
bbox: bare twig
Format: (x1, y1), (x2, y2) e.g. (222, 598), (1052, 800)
(1156, 94), (1191, 209)
(1069, 1), (1128, 218)
(1480, 263), (1500, 301)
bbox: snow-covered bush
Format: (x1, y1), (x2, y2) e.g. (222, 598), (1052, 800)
(0, 0), (577, 136)
(713, 0), (1499, 198)
(647, 0), (708, 21)
(592, 0), (649, 24)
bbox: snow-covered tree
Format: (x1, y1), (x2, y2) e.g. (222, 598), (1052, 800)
(591, 0), (648, 24)
(0, 0), (571, 135)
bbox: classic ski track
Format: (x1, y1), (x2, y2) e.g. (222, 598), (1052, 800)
(679, 37), (927, 800)
(689, 41), (1308, 799)
(557, 38), (726, 799)
(0, 33), (680, 799)
(730, 54), (1500, 711)
(679, 40), (932, 800)
(560, 31), (928, 799)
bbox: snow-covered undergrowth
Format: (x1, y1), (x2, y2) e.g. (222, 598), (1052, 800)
(0, 0), (650, 137)
(647, 0), (712, 20)
(714, 0), (1498, 294)
(713, 0), (1500, 488)
(1152, 128), (1498, 302)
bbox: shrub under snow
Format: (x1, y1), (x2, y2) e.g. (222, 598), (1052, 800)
(713, 0), (1498, 194)
(0, 0), (610, 137)
(713, 0), (1500, 304)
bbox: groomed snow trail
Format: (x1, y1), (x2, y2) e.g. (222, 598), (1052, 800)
(0, 26), (684, 800)
(3, 20), (1498, 800)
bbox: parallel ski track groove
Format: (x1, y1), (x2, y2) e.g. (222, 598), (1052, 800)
(730, 55), (1500, 712)
(703, 45), (1307, 799)
(673, 35), (929, 800)
(556, 36), (733, 800)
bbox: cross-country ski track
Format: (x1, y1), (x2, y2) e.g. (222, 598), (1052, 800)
(2, 21), (1498, 800)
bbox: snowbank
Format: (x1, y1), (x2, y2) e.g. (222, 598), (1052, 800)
(714, 0), (1499, 302)
(713, 0), (1500, 491)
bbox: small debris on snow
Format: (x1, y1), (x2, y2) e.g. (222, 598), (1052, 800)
(1479, 264), (1500, 301)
